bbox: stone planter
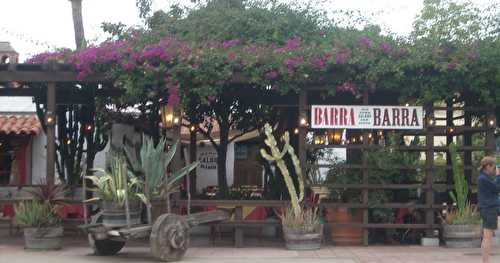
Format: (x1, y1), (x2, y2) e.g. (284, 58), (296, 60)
(443, 224), (481, 248)
(24, 227), (63, 250)
(282, 224), (323, 250)
(101, 201), (141, 227)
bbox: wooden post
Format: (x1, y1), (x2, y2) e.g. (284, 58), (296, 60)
(298, 90), (307, 178)
(361, 91), (369, 246)
(486, 109), (496, 155)
(445, 100), (453, 195)
(464, 106), (472, 186)
(425, 105), (435, 237)
(234, 205), (244, 248)
(123, 162), (131, 229)
(46, 82), (56, 186)
(188, 129), (197, 215)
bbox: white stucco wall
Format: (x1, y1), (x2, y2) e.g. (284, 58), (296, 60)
(30, 132), (47, 184)
(196, 142), (235, 192)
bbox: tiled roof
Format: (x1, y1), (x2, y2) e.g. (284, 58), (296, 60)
(0, 115), (41, 135)
(0, 42), (17, 53)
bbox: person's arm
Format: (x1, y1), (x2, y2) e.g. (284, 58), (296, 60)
(480, 176), (500, 194)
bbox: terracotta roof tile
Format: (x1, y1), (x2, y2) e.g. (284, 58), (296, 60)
(0, 115), (41, 135)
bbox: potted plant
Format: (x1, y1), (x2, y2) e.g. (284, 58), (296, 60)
(325, 162), (364, 246)
(15, 183), (69, 250)
(15, 201), (63, 250)
(124, 135), (199, 221)
(261, 123), (323, 250)
(442, 143), (481, 248)
(86, 156), (147, 227)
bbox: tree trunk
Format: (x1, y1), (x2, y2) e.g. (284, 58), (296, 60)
(216, 122), (230, 198)
(70, 0), (86, 49)
(189, 130), (197, 194)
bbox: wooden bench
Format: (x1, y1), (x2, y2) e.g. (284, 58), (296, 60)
(211, 219), (281, 247)
(176, 199), (289, 247)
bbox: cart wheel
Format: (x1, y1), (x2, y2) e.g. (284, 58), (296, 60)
(88, 212), (126, 256)
(150, 214), (189, 262)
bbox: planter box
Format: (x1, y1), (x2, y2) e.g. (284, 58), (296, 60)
(283, 224), (323, 250)
(24, 227), (63, 250)
(101, 201), (141, 227)
(443, 224), (481, 248)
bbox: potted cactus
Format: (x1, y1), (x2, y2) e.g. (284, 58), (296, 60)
(442, 143), (481, 248)
(260, 123), (323, 250)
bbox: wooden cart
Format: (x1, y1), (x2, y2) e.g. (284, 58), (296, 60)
(80, 209), (230, 261)
(79, 162), (231, 262)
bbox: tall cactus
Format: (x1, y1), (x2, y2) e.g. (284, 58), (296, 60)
(260, 123), (305, 217)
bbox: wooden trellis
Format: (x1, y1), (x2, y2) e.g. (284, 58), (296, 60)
(297, 88), (496, 245)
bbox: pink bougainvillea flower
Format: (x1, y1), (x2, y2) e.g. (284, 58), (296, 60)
(222, 39), (241, 48)
(284, 56), (304, 70)
(447, 61), (458, 70)
(337, 81), (359, 96)
(358, 36), (372, 47)
(286, 37), (301, 49)
(311, 54), (331, 71)
(379, 42), (392, 53)
(265, 70), (279, 80)
(335, 52), (349, 65)
(167, 87), (181, 106)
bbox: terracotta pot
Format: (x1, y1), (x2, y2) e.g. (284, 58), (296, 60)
(326, 207), (363, 246)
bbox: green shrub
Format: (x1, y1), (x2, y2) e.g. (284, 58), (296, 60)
(15, 201), (60, 228)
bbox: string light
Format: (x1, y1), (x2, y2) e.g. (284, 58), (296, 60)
(294, 128), (299, 134)
(190, 125), (196, 132)
(489, 119), (496, 127)
(428, 118), (435, 126)
(173, 117), (180, 125)
(447, 127), (455, 134)
(368, 133), (373, 139)
(85, 124), (93, 132)
(300, 117), (307, 126)
(66, 139), (71, 145)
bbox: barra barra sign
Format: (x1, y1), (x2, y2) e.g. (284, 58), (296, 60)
(311, 105), (424, 129)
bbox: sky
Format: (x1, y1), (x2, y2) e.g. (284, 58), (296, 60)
(0, 0), (494, 60)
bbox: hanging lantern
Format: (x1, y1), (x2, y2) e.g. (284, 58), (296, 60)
(160, 104), (177, 129)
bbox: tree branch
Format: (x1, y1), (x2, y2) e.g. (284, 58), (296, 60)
(197, 126), (219, 150)
(229, 127), (258, 142)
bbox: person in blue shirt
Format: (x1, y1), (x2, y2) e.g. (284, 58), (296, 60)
(477, 156), (500, 263)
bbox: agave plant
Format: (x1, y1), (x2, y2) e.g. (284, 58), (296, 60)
(85, 156), (147, 207)
(15, 201), (61, 228)
(124, 135), (198, 199)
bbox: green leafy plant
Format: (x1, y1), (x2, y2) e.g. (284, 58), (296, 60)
(15, 201), (61, 228)
(281, 206), (320, 231)
(124, 136), (199, 199)
(85, 156), (147, 207)
(444, 142), (480, 225)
